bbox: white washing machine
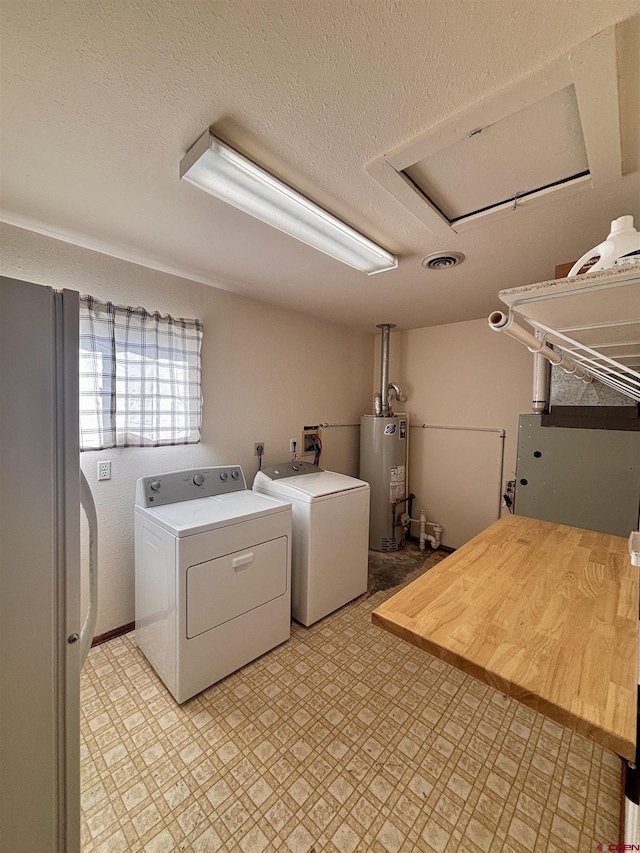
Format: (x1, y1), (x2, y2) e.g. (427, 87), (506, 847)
(134, 466), (291, 703)
(254, 461), (370, 626)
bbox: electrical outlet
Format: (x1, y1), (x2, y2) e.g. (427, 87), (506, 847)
(289, 438), (297, 453)
(254, 442), (265, 457)
(97, 460), (111, 481)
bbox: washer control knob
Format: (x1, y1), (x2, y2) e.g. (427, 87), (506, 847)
(150, 480), (161, 492)
(220, 471), (229, 481)
(231, 470), (240, 480)
(193, 473), (205, 486)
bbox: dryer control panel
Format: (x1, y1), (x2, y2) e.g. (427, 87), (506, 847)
(136, 466), (246, 507)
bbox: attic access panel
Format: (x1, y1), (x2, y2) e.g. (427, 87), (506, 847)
(367, 27), (621, 235)
(403, 86), (589, 223)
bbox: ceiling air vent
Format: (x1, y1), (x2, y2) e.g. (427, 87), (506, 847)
(421, 251), (465, 270)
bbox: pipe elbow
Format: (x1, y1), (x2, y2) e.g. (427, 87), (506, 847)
(388, 383), (408, 403)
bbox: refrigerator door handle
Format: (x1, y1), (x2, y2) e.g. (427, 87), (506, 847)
(79, 470), (98, 667)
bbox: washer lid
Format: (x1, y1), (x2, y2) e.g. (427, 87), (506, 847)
(254, 469), (369, 502)
(135, 490), (290, 537)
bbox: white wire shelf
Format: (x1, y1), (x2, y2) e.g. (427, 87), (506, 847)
(498, 266), (640, 402)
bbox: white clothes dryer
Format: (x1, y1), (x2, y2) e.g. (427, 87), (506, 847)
(253, 462), (370, 626)
(134, 466), (291, 703)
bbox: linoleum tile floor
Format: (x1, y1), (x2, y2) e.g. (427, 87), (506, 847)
(81, 553), (622, 853)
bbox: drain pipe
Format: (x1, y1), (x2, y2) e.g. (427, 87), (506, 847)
(488, 311), (592, 384)
(405, 510), (443, 550)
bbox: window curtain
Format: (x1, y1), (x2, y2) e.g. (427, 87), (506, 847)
(79, 296), (203, 451)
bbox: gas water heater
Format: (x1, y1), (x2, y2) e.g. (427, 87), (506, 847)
(360, 324), (408, 551)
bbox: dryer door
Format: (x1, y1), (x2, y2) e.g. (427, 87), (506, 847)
(186, 536), (288, 638)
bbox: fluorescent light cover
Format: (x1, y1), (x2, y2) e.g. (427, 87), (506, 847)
(180, 131), (398, 275)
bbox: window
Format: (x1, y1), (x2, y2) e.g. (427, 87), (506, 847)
(79, 296), (203, 451)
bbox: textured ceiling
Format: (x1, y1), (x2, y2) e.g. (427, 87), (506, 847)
(1, 0), (639, 332)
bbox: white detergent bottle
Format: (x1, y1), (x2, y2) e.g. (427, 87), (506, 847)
(568, 215), (640, 277)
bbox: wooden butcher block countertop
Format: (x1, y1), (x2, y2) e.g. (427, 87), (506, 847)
(372, 514), (638, 761)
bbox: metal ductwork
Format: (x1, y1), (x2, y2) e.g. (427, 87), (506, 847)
(375, 323), (407, 416)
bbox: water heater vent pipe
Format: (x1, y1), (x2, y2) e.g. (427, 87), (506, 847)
(375, 323), (407, 415)
(377, 323), (394, 415)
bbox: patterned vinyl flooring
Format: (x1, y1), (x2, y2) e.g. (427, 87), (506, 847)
(80, 556), (622, 852)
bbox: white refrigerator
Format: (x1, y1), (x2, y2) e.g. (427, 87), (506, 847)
(0, 276), (97, 853)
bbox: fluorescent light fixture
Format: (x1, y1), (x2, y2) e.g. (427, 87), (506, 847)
(180, 130), (398, 275)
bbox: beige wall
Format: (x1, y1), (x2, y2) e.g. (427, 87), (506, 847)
(1, 223), (374, 635)
(2, 221), (536, 631)
(373, 320), (534, 548)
